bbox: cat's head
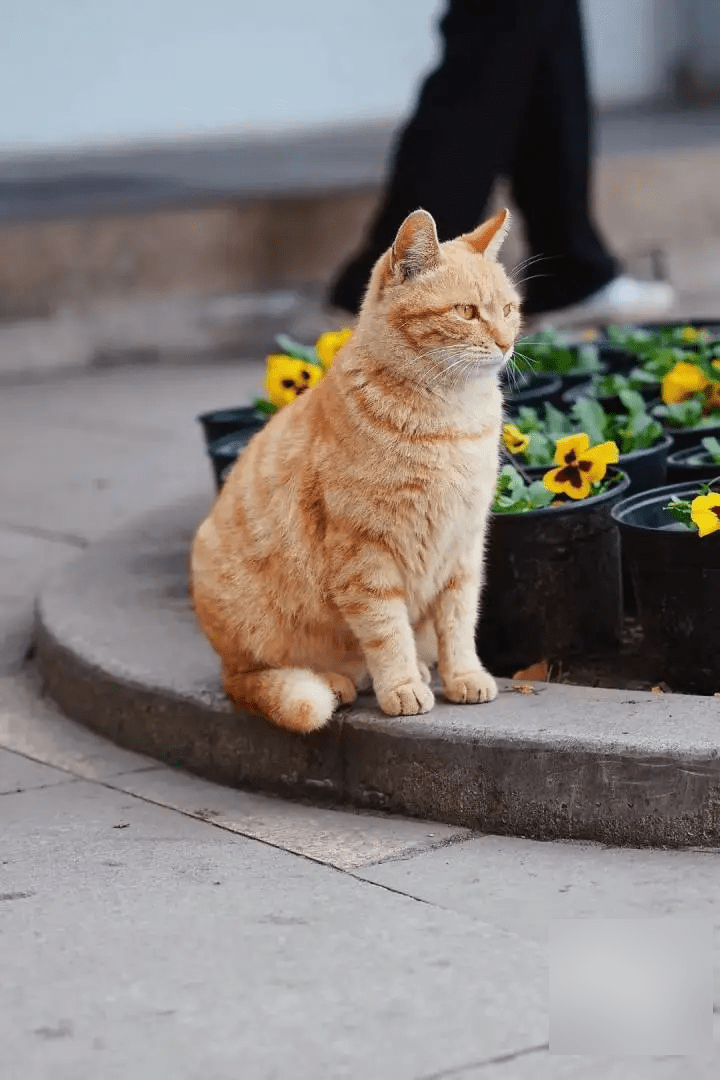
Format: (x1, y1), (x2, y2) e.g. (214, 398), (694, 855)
(360, 208), (521, 386)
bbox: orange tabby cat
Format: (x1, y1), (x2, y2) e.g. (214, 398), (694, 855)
(191, 207), (521, 733)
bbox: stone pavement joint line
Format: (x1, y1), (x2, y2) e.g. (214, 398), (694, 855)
(417, 1042), (550, 1080)
(0, 520), (90, 547)
(4, 738), (474, 885)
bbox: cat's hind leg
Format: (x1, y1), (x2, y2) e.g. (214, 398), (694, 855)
(222, 666), (356, 733)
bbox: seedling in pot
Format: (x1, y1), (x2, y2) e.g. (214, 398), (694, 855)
(514, 328), (603, 377)
(665, 482), (720, 537)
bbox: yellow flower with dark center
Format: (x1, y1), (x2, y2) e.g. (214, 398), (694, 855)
(681, 326), (705, 343)
(503, 423), (530, 454)
(265, 354), (324, 408)
(690, 493), (720, 537)
(661, 361), (708, 405)
(315, 328), (353, 371)
(543, 433), (619, 501)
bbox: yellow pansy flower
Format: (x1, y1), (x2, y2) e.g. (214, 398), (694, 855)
(690, 493), (720, 537)
(265, 354), (324, 409)
(503, 423), (530, 454)
(661, 361), (708, 405)
(543, 433), (619, 501)
(315, 328), (353, 371)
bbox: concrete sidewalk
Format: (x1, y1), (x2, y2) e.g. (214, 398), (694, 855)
(1, 361), (719, 1077)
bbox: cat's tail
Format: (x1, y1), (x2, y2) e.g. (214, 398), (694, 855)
(222, 667), (356, 734)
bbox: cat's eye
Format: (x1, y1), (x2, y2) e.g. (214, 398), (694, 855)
(456, 303), (478, 320)
(503, 303), (514, 317)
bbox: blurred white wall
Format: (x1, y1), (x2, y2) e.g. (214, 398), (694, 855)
(581, 0), (683, 106)
(0, 0), (717, 155)
(0, 0), (443, 153)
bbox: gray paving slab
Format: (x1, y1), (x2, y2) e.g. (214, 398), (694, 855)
(108, 763), (471, 870)
(0, 361), (263, 542)
(0, 672), (470, 870)
(0, 746), (74, 795)
(356, 835), (720, 947)
(0, 779), (548, 1080)
(0, 527), (82, 672)
(0, 674), (160, 781)
(36, 495), (720, 847)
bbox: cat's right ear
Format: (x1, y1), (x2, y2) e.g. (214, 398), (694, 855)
(387, 209), (441, 283)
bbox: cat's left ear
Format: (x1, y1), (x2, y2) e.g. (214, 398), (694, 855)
(389, 209), (441, 281)
(462, 208), (511, 260)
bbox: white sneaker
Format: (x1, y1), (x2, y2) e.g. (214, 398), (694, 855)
(532, 275), (676, 329)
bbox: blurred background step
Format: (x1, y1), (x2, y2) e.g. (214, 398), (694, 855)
(0, 110), (719, 332)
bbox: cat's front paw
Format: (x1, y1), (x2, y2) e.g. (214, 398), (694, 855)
(444, 669), (497, 704)
(377, 681), (435, 717)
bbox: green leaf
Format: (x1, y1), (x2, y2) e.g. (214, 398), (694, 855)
(274, 333), (324, 368)
(569, 397), (607, 445)
(525, 481), (555, 509)
(594, 373), (627, 398)
(701, 436), (720, 464)
(574, 343), (603, 373)
(628, 367), (661, 391)
(664, 496), (695, 529)
(617, 387), (647, 415)
(617, 411), (663, 452)
(513, 406), (542, 433)
(251, 397), (279, 415)
(524, 431), (554, 466)
(492, 464), (553, 514)
(653, 396), (705, 429)
(542, 402), (571, 437)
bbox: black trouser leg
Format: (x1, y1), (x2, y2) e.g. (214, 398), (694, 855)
(509, 0), (618, 313)
(329, 0), (617, 316)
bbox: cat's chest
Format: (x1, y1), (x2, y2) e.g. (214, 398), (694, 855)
(395, 440), (497, 566)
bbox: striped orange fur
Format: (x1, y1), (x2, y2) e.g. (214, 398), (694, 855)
(191, 207), (521, 732)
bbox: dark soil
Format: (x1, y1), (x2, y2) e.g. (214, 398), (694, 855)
(540, 617), (679, 693)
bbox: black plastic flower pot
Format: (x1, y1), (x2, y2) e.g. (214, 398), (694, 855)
(659, 420), (720, 452)
(666, 445), (720, 485)
(504, 372), (563, 410)
(612, 481), (720, 694)
(514, 436), (670, 613)
(197, 406), (269, 450)
(615, 435), (673, 496)
(207, 425), (268, 492)
(475, 468), (630, 675)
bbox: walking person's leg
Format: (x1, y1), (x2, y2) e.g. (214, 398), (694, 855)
(329, 0), (673, 322)
(329, 0), (555, 315)
(509, 0), (619, 315)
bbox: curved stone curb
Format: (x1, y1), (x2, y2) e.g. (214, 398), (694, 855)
(36, 496), (720, 847)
